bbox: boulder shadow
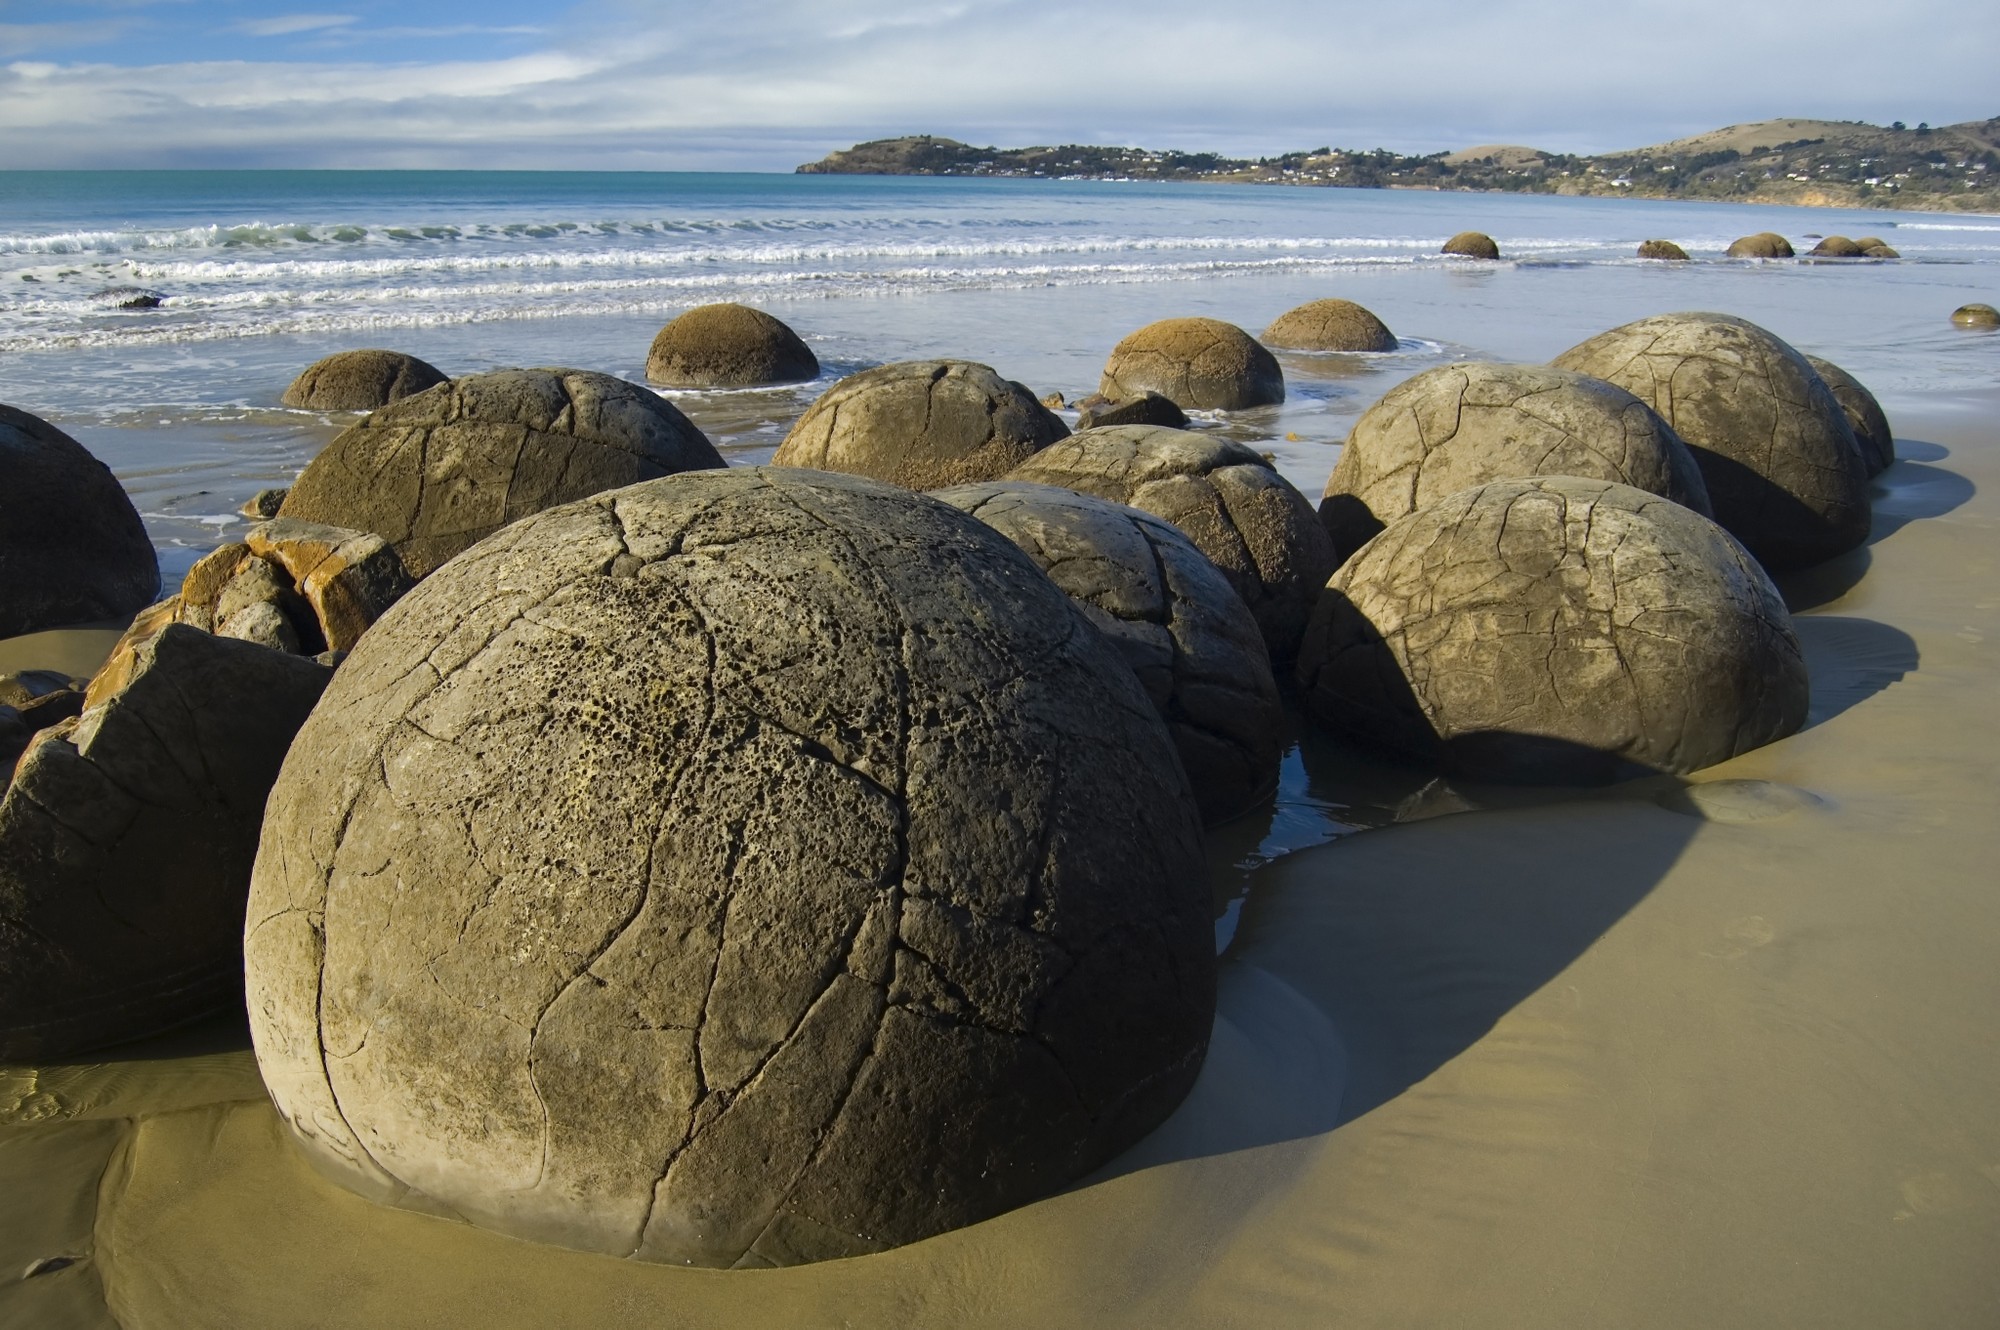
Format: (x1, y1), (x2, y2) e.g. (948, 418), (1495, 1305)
(1868, 457), (1974, 542)
(1793, 615), (1919, 730)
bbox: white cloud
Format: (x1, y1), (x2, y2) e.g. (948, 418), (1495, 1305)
(231, 13), (355, 38)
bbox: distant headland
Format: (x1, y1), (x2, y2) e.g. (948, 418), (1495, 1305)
(799, 117), (2000, 213)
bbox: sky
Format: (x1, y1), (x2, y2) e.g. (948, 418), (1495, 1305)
(1, 0), (1995, 170)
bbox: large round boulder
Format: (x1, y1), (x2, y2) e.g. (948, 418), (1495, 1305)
(1808, 236), (1865, 258)
(1098, 318), (1284, 411)
(1261, 299), (1398, 353)
(281, 350), (448, 411)
(244, 467), (1213, 1269)
(1637, 239), (1690, 261)
(1297, 476), (1808, 784)
(772, 360), (1068, 488)
(1320, 362), (1712, 564)
(644, 303), (819, 388)
(931, 480), (1282, 824)
(1550, 312), (1869, 570)
(1952, 303), (1999, 329)
(1804, 355), (1893, 476)
(1, 404), (159, 639)
(1726, 232), (1794, 259)
(1004, 425), (1336, 662)
(1442, 231), (1500, 260)
(278, 368), (724, 579)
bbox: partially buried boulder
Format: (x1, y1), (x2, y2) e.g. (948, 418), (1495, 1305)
(1442, 231), (1500, 260)
(1098, 317), (1284, 411)
(772, 359), (1067, 488)
(1952, 303), (2000, 329)
(1, 403), (159, 638)
(1004, 425), (1335, 662)
(1809, 236), (1866, 258)
(1803, 355), (1894, 476)
(1551, 311), (1869, 570)
(244, 466), (1213, 1267)
(1726, 232), (1794, 258)
(931, 480), (1283, 824)
(645, 303), (818, 388)
(1073, 391), (1188, 432)
(1854, 236), (1900, 258)
(1637, 239), (1690, 261)
(1261, 298), (1398, 352)
(1296, 475), (1808, 784)
(281, 350), (448, 412)
(278, 368), (724, 579)
(1320, 362), (1712, 564)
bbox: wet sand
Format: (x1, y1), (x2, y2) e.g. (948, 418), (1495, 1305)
(4, 392), (1998, 1328)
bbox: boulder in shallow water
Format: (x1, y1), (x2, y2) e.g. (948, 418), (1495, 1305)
(1098, 317), (1284, 411)
(1442, 231), (1500, 260)
(281, 350), (449, 412)
(644, 303), (819, 388)
(1725, 232), (1793, 259)
(1803, 355), (1893, 476)
(1636, 239), (1690, 261)
(1261, 298), (1398, 352)
(1951, 303), (1999, 329)
(1073, 391), (1188, 431)
(1809, 236), (1866, 258)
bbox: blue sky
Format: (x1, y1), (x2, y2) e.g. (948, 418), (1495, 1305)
(2, 0), (1995, 169)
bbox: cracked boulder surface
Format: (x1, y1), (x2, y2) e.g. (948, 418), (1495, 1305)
(1296, 475), (1808, 786)
(1261, 299), (1398, 353)
(1804, 355), (1894, 476)
(243, 466), (1214, 1269)
(931, 480), (1282, 825)
(278, 368), (726, 579)
(1004, 425), (1336, 663)
(771, 359), (1068, 489)
(1098, 318), (1284, 411)
(1320, 362), (1713, 565)
(281, 349), (449, 412)
(1, 403), (160, 639)
(0, 623), (332, 1060)
(644, 303), (819, 388)
(1550, 312), (1870, 572)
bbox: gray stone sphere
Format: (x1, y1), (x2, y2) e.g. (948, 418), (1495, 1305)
(1261, 299), (1398, 352)
(930, 480), (1282, 825)
(1004, 425), (1336, 662)
(281, 350), (448, 411)
(1442, 231), (1500, 260)
(1637, 239), (1690, 261)
(1098, 318), (1285, 410)
(1952, 303), (2000, 329)
(773, 360), (1068, 488)
(1803, 355), (1893, 476)
(1550, 312), (1869, 570)
(1321, 362), (1712, 564)
(1, 403), (159, 638)
(278, 368), (724, 579)
(244, 467), (1213, 1269)
(644, 303), (818, 388)
(1726, 232), (1794, 258)
(1297, 476), (1809, 784)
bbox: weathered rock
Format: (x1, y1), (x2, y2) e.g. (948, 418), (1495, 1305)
(1, 404), (160, 638)
(1726, 232), (1794, 258)
(1098, 318), (1284, 411)
(1, 688), (84, 771)
(1004, 425), (1335, 661)
(281, 350), (449, 412)
(1442, 231), (1500, 260)
(773, 360), (1068, 488)
(278, 368), (724, 579)
(1040, 391), (1066, 410)
(1951, 303), (2000, 329)
(644, 304), (818, 388)
(1809, 236), (1866, 258)
(1261, 299), (1398, 352)
(1074, 391), (1189, 431)
(931, 480), (1282, 824)
(1637, 239), (1690, 261)
(1320, 363), (1712, 564)
(1297, 476), (1808, 784)
(0, 670), (80, 709)
(245, 519), (415, 653)
(241, 487), (289, 519)
(214, 556), (306, 653)
(0, 623), (332, 1060)
(244, 467), (1213, 1267)
(1550, 312), (1869, 570)
(1803, 355), (1894, 476)
(1861, 243), (1900, 259)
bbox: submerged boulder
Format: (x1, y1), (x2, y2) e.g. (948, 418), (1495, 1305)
(281, 350), (448, 411)
(1098, 318), (1284, 411)
(644, 303), (819, 388)
(1442, 231), (1500, 260)
(1261, 299), (1398, 352)
(1637, 239), (1690, 261)
(1726, 232), (1794, 259)
(1803, 355), (1894, 476)
(1951, 303), (1999, 329)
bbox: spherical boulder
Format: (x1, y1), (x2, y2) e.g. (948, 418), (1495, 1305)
(1637, 239), (1690, 261)
(1726, 232), (1794, 259)
(278, 368), (724, 579)
(244, 467), (1214, 1269)
(1442, 231), (1500, 260)
(1320, 363), (1712, 564)
(1262, 299), (1398, 353)
(931, 480), (1283, 824)
(1809, 236), (1865, 258)
(1297, 476), (1809, 784)
(1952, 303), (2000, 329)
(1550, 312), (1869, 570)
(1005, 425), (1336, 662)
(1, 403), (159, 638)
(773, 360), (1068, 488)
(1861, 243), (1900, 259)
(281, 350), (448, 412)
(1098, 318), (1284, 411)
(1803, 355), (1893, 476)
(644, 303), (818, 388)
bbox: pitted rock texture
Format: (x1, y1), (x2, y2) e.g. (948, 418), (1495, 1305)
(1297, 476), (1808, 785)
(1319, 362), (1713, 564)
(773, 360), (1068, 489)
(1550, 312), (1869, 571)
(278, 368), (724, 579)
(1804, 355), (1893, 476)
(1098, 318), (1284, 411)
(1004, 425), (1336, 662)
(1637, 239), (1690, 261)
(1726, 232), (1794, 258)
(282, 350), (449, 412)
(1952, 303), (2000, 329)
(1261, 299), (1398, 353)
(1441, 231), (1500, 260)
(0, 623), (331, 1060)
(645, 303), (819, 388)
(1, 403), (159, 638)
(931, 480), (1282, 825)
(244, 467), (1214, 1269)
